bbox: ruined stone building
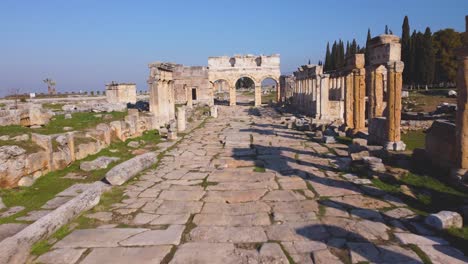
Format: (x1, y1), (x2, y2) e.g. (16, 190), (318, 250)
(105, 82), (137, 104)
(284, 34), (405, 150)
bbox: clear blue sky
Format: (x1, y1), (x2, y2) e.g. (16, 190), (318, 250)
(0, 0), (467, 96)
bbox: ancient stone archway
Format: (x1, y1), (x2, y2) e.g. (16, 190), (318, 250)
(208, 55), (281, 106)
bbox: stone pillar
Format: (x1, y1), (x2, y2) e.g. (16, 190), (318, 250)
(352, 69), (366, 133)
(374, 66), (385, 117)
(255, 84), (262, 106)
(210, 105), (218, 118)
(168, 82), (175, 121)
(276, 80), (281, 102)
(177, 106), (186, 132)
(315, 77), (320, 117)
(318, 74), (330, 120)
(229, 85), (236, 106)
(385, 61), (405, 151)
(455, 17), (468, 170)
(344, 73), (354, 128)
(186, 86), (193, 109)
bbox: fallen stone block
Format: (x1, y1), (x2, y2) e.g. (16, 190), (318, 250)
(80, 156), (120, 171)
(425, 211), (463, 230)
(105, 152), (158, 185)
(362, 156), (386, 172)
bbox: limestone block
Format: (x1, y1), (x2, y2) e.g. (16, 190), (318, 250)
(425, 211), (463, 230)
(80, 156), (120, 171)
(105, 152), (158, 185)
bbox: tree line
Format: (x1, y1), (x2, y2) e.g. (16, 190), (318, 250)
(322, 16), (465, 87)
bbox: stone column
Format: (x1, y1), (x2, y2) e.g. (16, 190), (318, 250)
(186, 86), (193, 109)
(177, 106), (186, 132)
(352, 68), (366, 133)
(318, 74), (330, 120)
(210, 105), (218, 118)
(455, 18), (468, 169)
(344, 73), (354, 128)
(168, 82), (175, 121)
(254, 84), (262, 106)
(374, 66), (385, 117)
(385, 61), (405, 151)
(314, 77), (320, 117)
(276, 80), (280, 102)
(367, 66), (385, 120)
(229, 85), (236, 106)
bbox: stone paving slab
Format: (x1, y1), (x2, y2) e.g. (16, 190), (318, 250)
(53, 228), (148, 248)
(120, 225), (184, 246)
(189, 226), (268, 243)
(81, 246), (172, 264)
(36, 248), (86, 264)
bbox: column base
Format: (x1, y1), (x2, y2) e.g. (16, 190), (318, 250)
(384, 141), (406, 151)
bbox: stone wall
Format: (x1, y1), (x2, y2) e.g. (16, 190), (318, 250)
(0, 106), (52, 127)
(0, 111), (155, 188)
(105, 83), (137, 104)
(173, 65), (212, 106)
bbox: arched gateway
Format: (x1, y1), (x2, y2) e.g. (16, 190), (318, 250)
(208, 54), (281, 106)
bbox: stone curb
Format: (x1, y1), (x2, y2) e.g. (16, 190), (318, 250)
(105, 152), (158, 186)
(0, 181), (110, 264)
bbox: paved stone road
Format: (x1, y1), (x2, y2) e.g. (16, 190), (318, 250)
(36, 105), (468, 264)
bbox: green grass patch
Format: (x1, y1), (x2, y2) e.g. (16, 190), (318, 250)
(42, 103), (65, 111)
(371, 178), (400, 193)
(408, 244), (432, 264)
(447, 227), (468, 241)
(336, 136), (352, 145)
(31, 225), (72, 255)
(0, 125), (30, 137)
(253, 166), (266, 173)
(31, 240), (52, 256)
(36, 111), (127, 135)
(402, 130), (426, 151)
(401, 173), (467, 198)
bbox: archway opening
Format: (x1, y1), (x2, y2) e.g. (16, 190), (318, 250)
(235, 77), (255, 106)
(261, 77), (278, 104)
(213, 79), (229, 105)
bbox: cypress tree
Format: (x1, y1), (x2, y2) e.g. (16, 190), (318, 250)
(346, 41), (350, 57)
(365, 29), (371, 66)
(351, 39), (357, 55)
(409, 30), (418, 85)
(422, 27), (435, 85)
(401, 16), (411, 84)
(324, 42), (331, 71)
(331, 41), (337, 70)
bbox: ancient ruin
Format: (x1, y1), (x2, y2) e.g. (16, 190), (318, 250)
(208, 54), (281, 106)
(1, 9), (468, 264)
(105, 82), (137, 104)
(367, 35), (406, 151)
